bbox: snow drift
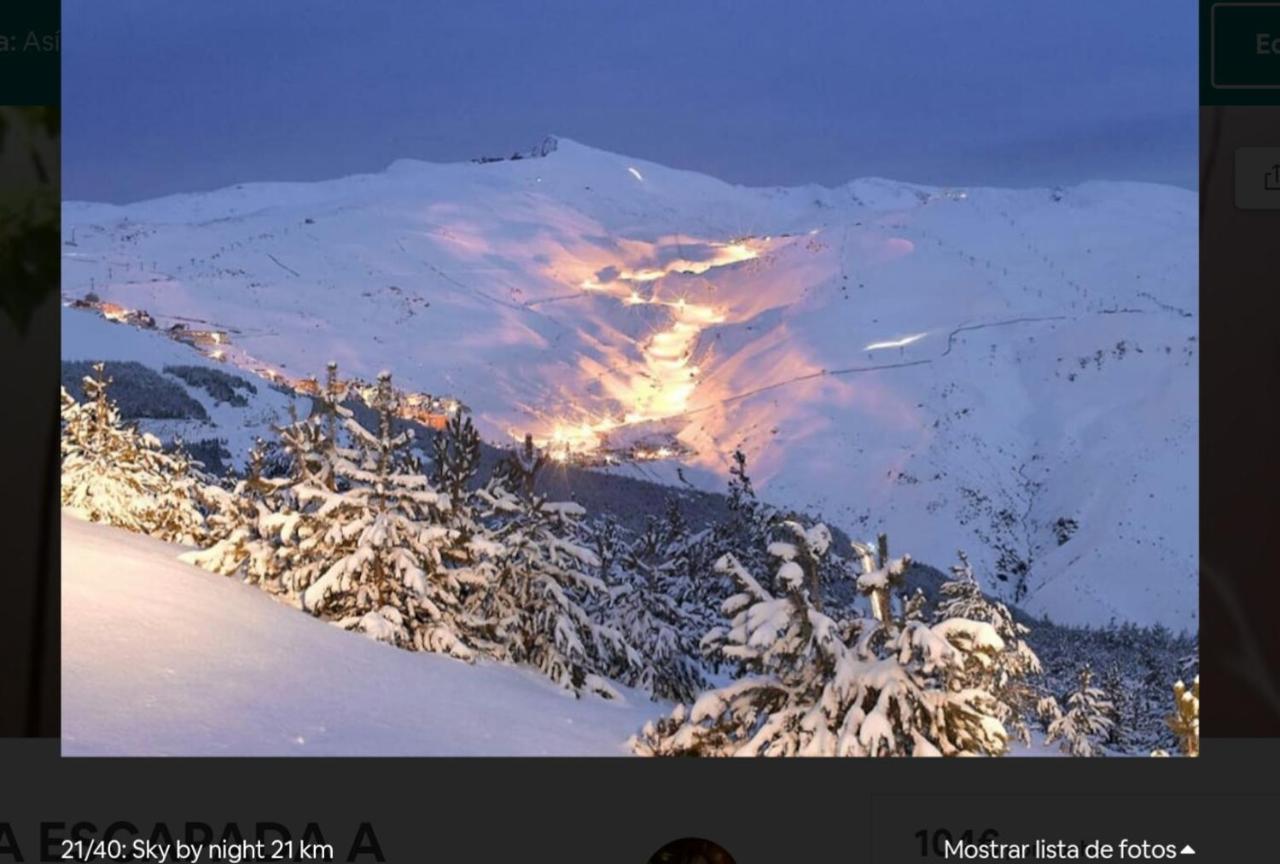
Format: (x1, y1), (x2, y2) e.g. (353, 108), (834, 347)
(61, 514), (660, 756)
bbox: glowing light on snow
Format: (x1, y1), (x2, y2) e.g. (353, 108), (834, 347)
(522, 236), (761, 461)
(98, 303), (135, 323)
(627, 167), (644, 182)
(864, 332), (928, 351)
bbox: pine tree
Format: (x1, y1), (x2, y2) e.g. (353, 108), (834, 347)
(1100, 662), (1129, 748)
(271, 364), (369, 598)
(632, 530), (1009, 756)
(60, 364), (206, 544)
(591, 517), (707, 702)
(465, 439), (636, 698)
(186, 366), (352, 597)
(431, 410), (481, 506)
(934, 550), (1043, 743)
(767, 520), (831, 609)
(666, 450), (774, 636)
(297, 371), (473, 658)
(1045, 664), (1115, 756)
(182, 439), (292, 590)
(658, 498), (718, 610)
(430, 410), (484, 558)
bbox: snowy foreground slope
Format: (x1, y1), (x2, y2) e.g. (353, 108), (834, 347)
(62, 138), (1197, 627)
(62, 515), (660, 756)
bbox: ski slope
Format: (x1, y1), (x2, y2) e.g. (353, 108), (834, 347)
(62, 515), (661, 756)
(61, 138), (1197, 627)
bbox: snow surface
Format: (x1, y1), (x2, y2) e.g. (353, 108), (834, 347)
(61, 514), (663, 756)
(62, 138), (1197, 628)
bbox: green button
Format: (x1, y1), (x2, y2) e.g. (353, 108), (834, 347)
(1213, 3), (1280, 88)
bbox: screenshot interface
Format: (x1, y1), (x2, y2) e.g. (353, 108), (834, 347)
(0, 1), (1275, 861)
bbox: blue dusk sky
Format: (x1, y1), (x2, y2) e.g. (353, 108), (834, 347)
(63, 0), (1196, 202)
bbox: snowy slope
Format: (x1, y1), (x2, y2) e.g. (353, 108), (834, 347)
(61, 138), (1197, 628)
(62, 515), (662, 756)
(61, 307), (308, 464)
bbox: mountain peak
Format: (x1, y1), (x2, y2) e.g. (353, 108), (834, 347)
(470, 135), (560, 165)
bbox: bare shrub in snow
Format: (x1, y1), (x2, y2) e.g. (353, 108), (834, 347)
(1166, 676), (1199, 757)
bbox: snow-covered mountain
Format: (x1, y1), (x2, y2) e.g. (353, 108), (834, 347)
(61, 137), (1197, 628)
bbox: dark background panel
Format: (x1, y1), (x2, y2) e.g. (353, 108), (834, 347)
(0, 0), (60, 737)
(1199, 105), (1280, 736)
(0, 103), (59, 737)
(0, 740), (1277, 863)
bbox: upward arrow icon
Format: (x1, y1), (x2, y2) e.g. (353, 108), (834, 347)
(1180, 845), (1196, 856)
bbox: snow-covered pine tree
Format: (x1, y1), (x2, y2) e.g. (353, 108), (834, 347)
(1100, 662), (1129, 749)
(1045, 664), (1115, 756)
(1167, 676), (1199, 757)
(768, 520), (831, 610)
(59, 385), (82, 460)
(466, 439), (636, 698)
(934, 550), (1043, 744)
(590, 516), (706, 703)
(667, 450), (773, 634)
(430, 409), (480, 506)
(60, 364), (206, 544)
(182, 439), (292, 590)
(182, 364), (350, 593)
(506, 433), (546, 499)
(288, 361), (348, 493)
(430, 409), (483, 557)
(269, 364), (372, 599)
(716, 449), (776, 570)
(632, 529), (1009, 757)
(614, 509), (715, 665)
(297, 371), (473, 658)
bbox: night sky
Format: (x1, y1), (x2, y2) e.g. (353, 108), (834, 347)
(64, 0), (1197, 202)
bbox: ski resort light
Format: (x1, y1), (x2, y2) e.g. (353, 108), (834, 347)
(530, 233), (770, 463)
(864, 332), (928, 351)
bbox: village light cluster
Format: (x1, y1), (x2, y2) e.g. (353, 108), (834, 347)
(68, 293), (468, 430)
